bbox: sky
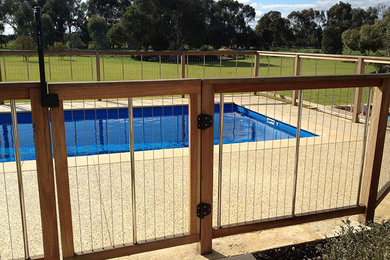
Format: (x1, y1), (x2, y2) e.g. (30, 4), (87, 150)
(239, 0), (390, 23)
(3, 0), (390, 34)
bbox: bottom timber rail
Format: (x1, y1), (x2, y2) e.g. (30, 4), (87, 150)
(377, 183), (390, 208)
(213, 206), (365, 238)
(65, 234), (199, 260)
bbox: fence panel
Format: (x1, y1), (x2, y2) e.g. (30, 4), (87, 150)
(48, 80), (201, 259)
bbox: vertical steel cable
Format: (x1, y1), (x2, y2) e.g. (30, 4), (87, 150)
(357, 88), (372, 205)
(139, 97), (147, 240)
(244, 93), (252, 221)
(340, 88), (353, 206)
(171, 96), (175, 235)
(228, 97), (234, 224)
(105, 99), (114, 245)
(128, 98), (137, 243)
(2, 56), (6, 81)
(11, 100), (29, 259)
(82, 100), (93, 250)
(70, 55), (73, 81)
(116, 99), (124, 244)
(0, 108), (14, 259)
(177, 55), (179, 78)
(102, 55), (105, 81)
(122, 56), (125, 80)
(235, 55), (238, 77)
(159, 55), (162, 79)
(181, 97), (185, 233)
(161, 96), (166, 237)
(70, 100), (83, 251)
(292, 90), (303, 215)
(217, 93), (224, 228)
(48, 55), (52, 81)
(267, 56), (270, 76)
(93, 99), (104, 247)
(219, 55), (222, 78)
(308, 90), (320, 211)
(323, 89), (335, 209)
(140, 55), (143, 80)
(90, 55), (94, 80)
(26, 56), (30, 80)
(203, 55), (206, 77)
(151, 98), (157, 238)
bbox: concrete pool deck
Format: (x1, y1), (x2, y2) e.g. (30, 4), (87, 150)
(0, 94), (389, 259)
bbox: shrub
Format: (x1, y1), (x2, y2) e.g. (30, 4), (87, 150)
(67, 33), (84, 50)
(49, 42), (67, 52)
(13, 35), (35, 50)
(317, 219), (390, 260)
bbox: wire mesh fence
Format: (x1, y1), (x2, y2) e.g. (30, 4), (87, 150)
(0, 101), (43, 260)
(212, 86), (370, 227)
(61, 96), (191, 253)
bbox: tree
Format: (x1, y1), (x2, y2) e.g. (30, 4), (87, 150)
(42, 14), (56, 48)
(43, 0), (71, 42)
(342, 29), (360, 53)
(87, 0), (131, 26)
(288, 8), (325, 48)
(122, 0), (207, 51)
(107, 23), (127, 48)
(207, 0), (256, 49)
(359, 24), (382, 54)
(14, 2), (35, 37)
(67, 33), (84, 49)
(255, 11), (292, 49)
(13, 35), (35, 50)
(322, 26), (343, 54)
(327, 1), (352, 31)
(351, 7), (378, 29)
(87, 15), (109, 49)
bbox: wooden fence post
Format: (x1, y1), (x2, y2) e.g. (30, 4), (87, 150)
(181, 53), (186, 98)
(254, 53), (259, 77)
(352, 58), (365, 123)
(181, 53), (186, 79)
(358, 79), (390, 224)
(0, 62), (4, 105)
(30, 89), (60, 259)
(254, 53), (260, 95)
(199, 82), (214, 254)
(96, 51), (101, 81)
(51, 100), (75, 258)
(189, 93), (201, 236)
(292, 55), (300, 106)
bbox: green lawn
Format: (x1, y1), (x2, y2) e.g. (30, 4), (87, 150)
(0, 53), (378, 106)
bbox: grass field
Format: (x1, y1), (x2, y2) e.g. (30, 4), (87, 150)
(0, 53), (378, 106)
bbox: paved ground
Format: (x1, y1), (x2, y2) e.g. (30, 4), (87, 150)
(0, 94), (389, 259)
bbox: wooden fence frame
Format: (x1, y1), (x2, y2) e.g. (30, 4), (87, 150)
(0, 73), (390, 259)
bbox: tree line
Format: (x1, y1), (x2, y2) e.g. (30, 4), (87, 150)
(0, 0), (389, 55)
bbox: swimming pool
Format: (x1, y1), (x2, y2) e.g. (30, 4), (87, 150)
(0, 103), (316, 162)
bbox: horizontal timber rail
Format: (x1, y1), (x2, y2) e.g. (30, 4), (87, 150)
(207, 74), (389, 93)
(213, 206), (365, 238)
(2, 74), (387, 99)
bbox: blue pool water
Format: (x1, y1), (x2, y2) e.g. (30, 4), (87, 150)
(0, 103), (316, 162)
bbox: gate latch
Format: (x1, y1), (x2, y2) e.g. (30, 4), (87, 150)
(197, 203), (211, 219)
(197, 114), (213, 130)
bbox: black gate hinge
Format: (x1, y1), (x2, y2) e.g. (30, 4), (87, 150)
(197, 114), (213, 130)
(197, 203), (211, 219)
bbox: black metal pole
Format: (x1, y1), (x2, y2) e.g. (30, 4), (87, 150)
(34, 6), (58, 108)
(34, 7), (47, 106)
